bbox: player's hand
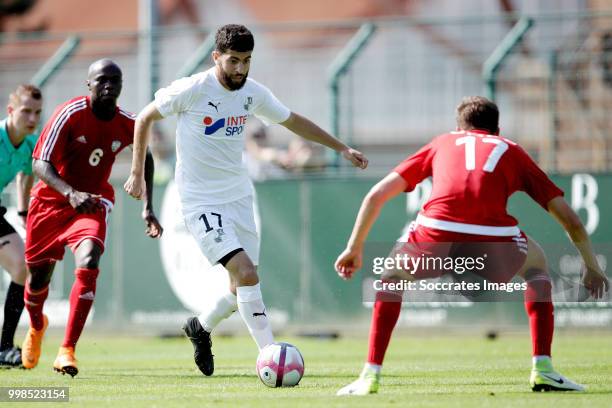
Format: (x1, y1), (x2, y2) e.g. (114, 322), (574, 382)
(142, 208), (163, 238)
(68, 190), (104, 214)
(341, 147), (368, 169)
(335, 247), (363, 280)
(124, 174), (146, 200)
(582, 265), (609, 299)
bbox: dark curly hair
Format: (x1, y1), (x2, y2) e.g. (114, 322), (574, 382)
(215, 24), (254, 53)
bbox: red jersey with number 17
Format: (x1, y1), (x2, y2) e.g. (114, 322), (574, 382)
(394, 129), (563, 234)
(31, 96), (135, 204)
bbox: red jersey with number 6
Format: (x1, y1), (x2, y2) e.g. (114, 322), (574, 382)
(31, 96), (135, 204)
(394, 129), (563, 232)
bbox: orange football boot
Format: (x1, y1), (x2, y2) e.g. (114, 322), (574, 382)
(21, 314), (48, 369)
(53, 346), (78, 377)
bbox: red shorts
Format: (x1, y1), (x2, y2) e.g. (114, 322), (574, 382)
(385, 223), (528, 284)
(25, 197), (109, 265)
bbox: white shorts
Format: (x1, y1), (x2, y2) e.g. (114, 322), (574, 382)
(183, 195), (260, 265)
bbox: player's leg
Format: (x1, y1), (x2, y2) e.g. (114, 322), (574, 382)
(0, 230), (27, 367)
(337, 282), (403, 396)
(21, 261), (54, 369)
(338, 235), (424, 396)
(65, 239), (101, 349)
(21, 198), (68, 369)
(517, 236), (584, 391)
(196, 268), (237, 333)
(338, 225), (450, 396)
(53, 239), (102, 377)
(224, 250), (274, 350)
(184, 266), (237, 376)
(54, 208), (108, 377)
(182, 205), (243, 376)
(225, 196), (273, 350)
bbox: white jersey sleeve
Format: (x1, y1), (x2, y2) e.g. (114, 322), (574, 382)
(251, 84), (291, 125)
(154, 76), (200, 117)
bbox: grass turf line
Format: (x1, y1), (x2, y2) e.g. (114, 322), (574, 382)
(1, 332), (611, 407)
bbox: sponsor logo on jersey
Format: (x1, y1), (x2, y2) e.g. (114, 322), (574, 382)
(76, 135), (87, 144)
(111, 140), (122, 152)
(203, 116), (225, 135)
(203, 115), (249, 136)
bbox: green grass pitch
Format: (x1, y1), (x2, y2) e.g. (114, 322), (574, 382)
(2, 330), (611, 407)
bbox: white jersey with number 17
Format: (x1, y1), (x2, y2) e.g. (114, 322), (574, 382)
(155, 67), (291, 212)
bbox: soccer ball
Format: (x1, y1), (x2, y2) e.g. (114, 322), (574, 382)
(256, 342), (304, 387)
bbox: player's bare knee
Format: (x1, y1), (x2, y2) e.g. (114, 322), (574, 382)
(75, 240), (103, 269)
(9, 261), (28, 285)
(518, 237), (548, 278)
(27, 265), (54, 289)
(236, 264), (259, 286)
(76, 253), (100, 269)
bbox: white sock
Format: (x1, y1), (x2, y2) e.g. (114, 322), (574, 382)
(236, 283), (274, 349)
(197, 291), (237, 333)
(362, 363), (382, 376)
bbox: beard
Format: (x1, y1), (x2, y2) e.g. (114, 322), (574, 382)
(221, 69), (248, 90)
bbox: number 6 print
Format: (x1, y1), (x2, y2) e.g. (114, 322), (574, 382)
(89, 148), (104, 166)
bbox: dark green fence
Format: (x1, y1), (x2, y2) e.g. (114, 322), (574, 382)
(1, 173), (610, 330)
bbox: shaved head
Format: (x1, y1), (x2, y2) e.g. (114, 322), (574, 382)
(88, 58), (121, 79)
(87, 58), (123, 118)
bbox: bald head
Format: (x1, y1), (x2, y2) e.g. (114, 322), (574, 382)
(87, 58), (123, 111)
(88, 59), (121, 79)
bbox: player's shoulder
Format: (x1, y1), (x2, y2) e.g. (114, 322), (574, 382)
(186, 69), (214, 89)
(117, 106), (136, 123)
(59, 96), (88, 111)
(163, 70), (209, 94)
(242, 77), (272, 95)
(50, 96), (89, 119)
(426, 131), (460, 147)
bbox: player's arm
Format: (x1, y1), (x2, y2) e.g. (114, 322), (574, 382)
(280, 112), (368, 169)
(32, 159), (102, 214)
(16, 171), (33, 224)
(141, 148), (163, 238)
(547, 196), (609, 298)
(124, 102), (163, 200)
(335, 172), (408, 280)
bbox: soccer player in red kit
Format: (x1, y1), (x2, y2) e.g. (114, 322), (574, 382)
(21, 59), (163, 376)
(335, 96), (609, 395)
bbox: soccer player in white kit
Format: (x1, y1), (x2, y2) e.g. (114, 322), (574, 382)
(124, 24), (368, 376)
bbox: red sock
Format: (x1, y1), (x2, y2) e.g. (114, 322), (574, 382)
(24, 282), (49, 330)
(367, 290), (402, 365)
(63, 268), (99, 349)
(524, 271), (554, 356)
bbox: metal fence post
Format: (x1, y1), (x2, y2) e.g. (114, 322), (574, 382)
(547, 50), (558, 172)
(139, 0), (160, 105)
(176, 33), (216, 79)
(482, 17), (533, 102)
(30, 36), (80, 88)
(327, 23), (376, 167)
